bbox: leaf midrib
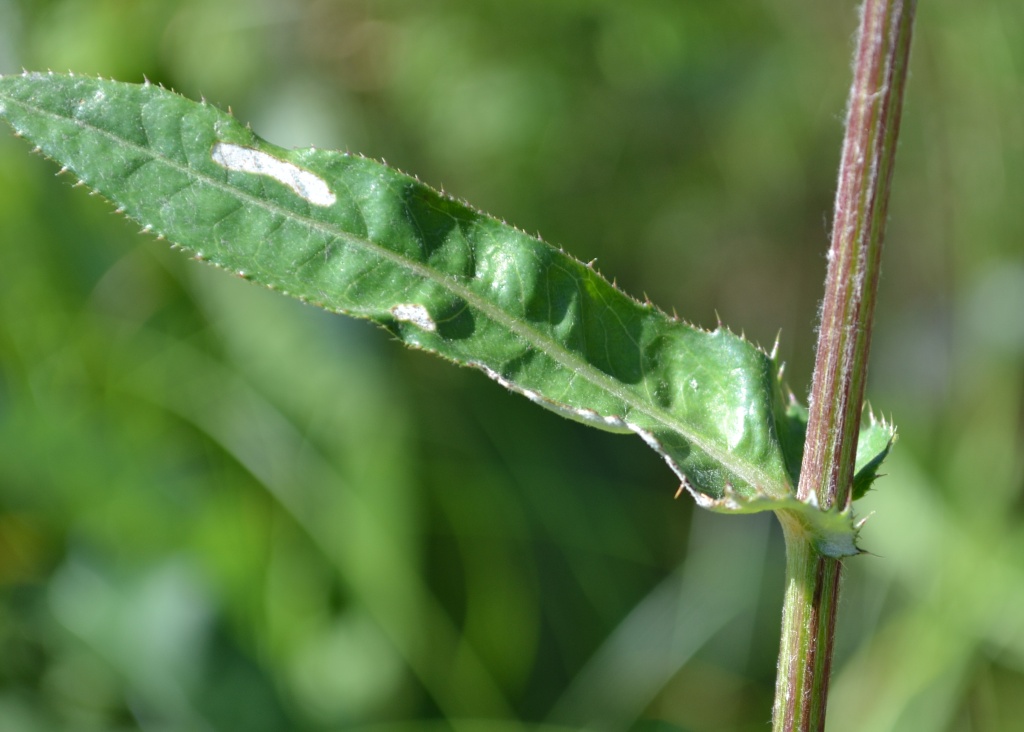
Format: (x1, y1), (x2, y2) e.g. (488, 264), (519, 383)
(0, 82), (784, 496)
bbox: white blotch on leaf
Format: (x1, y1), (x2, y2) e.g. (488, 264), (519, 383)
(391, 303), (437, 332)
(211, 142), (336, 207)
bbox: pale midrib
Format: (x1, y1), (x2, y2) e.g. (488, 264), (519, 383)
(0, 84), (780, 495)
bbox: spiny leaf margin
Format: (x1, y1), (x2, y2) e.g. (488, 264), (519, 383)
(0, 72), (893, 557)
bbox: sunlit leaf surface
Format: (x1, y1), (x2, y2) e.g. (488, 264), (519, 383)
(0, 72), (892, 556)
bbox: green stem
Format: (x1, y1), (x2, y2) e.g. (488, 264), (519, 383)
(772, 1), (916, 730)
(774, 513), (843, 731)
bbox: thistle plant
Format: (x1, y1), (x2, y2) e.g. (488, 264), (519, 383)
(0, 0), (915, 727)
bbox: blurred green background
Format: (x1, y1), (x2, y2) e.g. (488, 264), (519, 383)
(0, 1), (1022, 730)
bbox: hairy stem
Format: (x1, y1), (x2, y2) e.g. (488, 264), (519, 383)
(773, 1), (916, 730)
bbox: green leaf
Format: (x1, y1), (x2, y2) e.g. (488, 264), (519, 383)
(852, 410), (896, 501)
(0, 72), (892, 557)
